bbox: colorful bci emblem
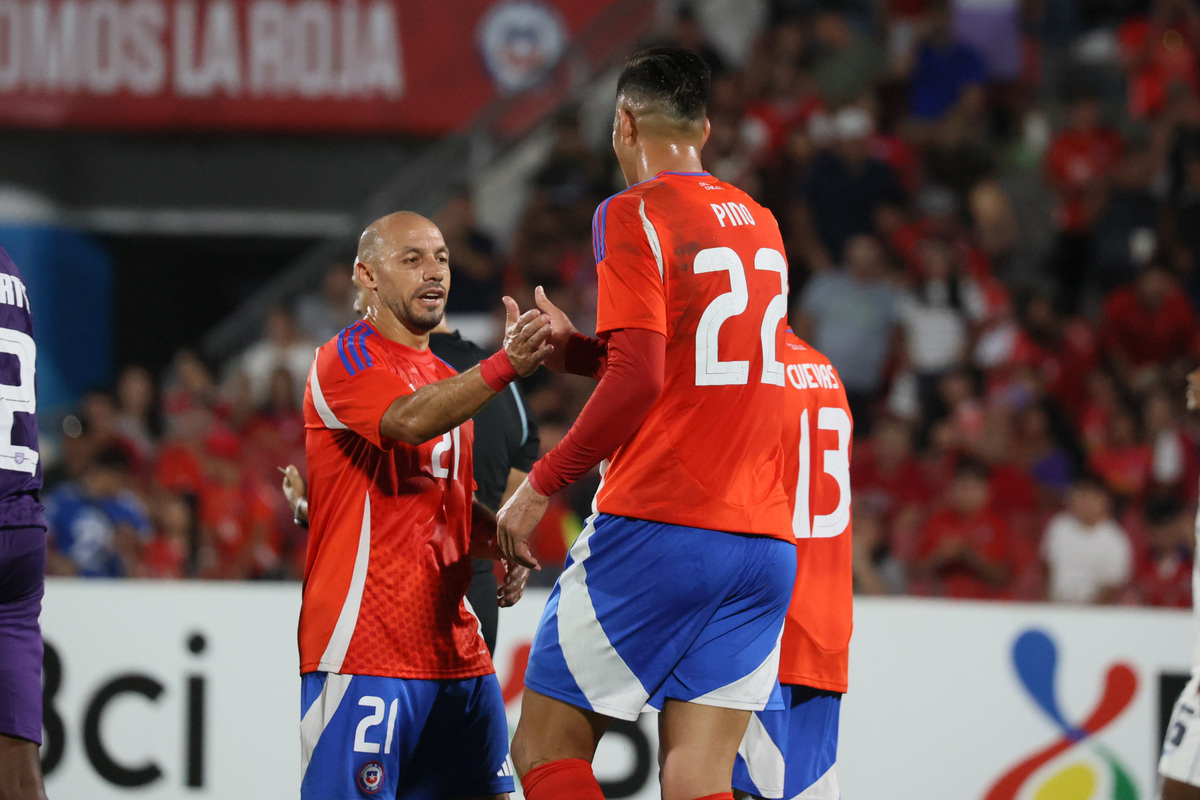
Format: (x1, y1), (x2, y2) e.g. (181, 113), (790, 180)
(357, 761), (385, 794)
(983, 629), (1139, 800)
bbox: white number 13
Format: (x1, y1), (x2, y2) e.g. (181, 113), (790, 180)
(792, 407), (851, 539)
(694, 247), (788, 387)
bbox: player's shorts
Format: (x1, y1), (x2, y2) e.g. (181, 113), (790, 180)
(299, 671), (515, 799)
(1160, 671), (1200, 787)
(524, 513), (796, 721)
(0, 526), (46, 744)
(732, 684), (841, 799)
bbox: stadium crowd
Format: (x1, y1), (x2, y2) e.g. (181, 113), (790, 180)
(35, 0), (1200, 608)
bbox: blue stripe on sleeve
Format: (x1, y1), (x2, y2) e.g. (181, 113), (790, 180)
(596, 195), (614, 262)
(353, 324), (372, 369)
(345, 322), (367, 372)
(336, 329), (357, 375)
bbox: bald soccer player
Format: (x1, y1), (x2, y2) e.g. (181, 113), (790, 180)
(298, 212), (551, 799)
(497, 48), (795, 800)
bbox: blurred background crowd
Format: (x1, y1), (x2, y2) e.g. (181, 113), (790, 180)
(32, 0), (1200, 609)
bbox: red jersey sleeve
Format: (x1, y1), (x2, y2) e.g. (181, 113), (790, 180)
(308, 335), (413, 450)
(594, 194), (668, 336)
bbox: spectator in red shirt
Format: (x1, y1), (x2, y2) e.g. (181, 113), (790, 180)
(914, 459), (1012, 599)
(143, 492), (193, 579)
(1136, 496), (1194, 607)
(851, 415), (930, 559)
(197, 429), (280, 580)
(1045, 89), (1123, 311)
(1045, 91), (1123, 235)
(1089, 405), (1154, 503)
(1101, 265), (1200, 388)
(1118, 0), (1200, 119)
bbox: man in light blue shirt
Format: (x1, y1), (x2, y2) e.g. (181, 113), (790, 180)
(797, 234), (899, 434)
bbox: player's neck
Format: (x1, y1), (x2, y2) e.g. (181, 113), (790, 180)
(632, 140), (705, 184)
(363, 305), (431, 350)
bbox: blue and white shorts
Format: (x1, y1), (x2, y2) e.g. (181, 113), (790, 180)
(523, 513), (796, 721)
(733, 684), (841, 800)
(299, 672), (515, 799)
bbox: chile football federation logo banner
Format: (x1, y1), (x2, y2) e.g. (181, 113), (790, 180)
(984, 629), (1140, 800)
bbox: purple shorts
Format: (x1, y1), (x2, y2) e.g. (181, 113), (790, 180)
(0, 527), (45, 744)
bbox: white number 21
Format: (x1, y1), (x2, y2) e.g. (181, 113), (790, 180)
(792, 407), (851, 539)
(694, 247), (788, 387)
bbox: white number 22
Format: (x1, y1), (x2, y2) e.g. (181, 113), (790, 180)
(694, 247), (788, 387)
(0, 327), (37, 475)
(792, 407), (851, 539)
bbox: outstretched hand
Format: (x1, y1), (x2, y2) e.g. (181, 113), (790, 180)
(498, 561), (530, 607)
(534, 285), (578, 373)
(279, 465), (307, 521)
(501, 296), (554, 376)
(496, 477), (548, 570)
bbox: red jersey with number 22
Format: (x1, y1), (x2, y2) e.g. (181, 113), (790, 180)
(779, 332), (854, 692)
(300, 320), (491, 680)
(592, 171), (791, 540)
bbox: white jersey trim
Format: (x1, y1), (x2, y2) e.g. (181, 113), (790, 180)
(318, 491), (371, 672)
(299, 673), (353, 783)
(638, 199), (665, 283)
(309, 354), (348, 431)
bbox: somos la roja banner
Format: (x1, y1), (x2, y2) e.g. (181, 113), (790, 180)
(0, 0), (639, 132)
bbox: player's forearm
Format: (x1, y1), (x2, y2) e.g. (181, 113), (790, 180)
(530, 328), (665, 495)
(563, 333), (608, 380)
(380, 357), (515, 445)
(469, 499), (501, 560)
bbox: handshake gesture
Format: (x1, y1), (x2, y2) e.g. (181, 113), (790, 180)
(499, 286), (577, 376)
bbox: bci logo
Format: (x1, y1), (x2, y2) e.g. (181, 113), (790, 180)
(41, 633), (207, 788)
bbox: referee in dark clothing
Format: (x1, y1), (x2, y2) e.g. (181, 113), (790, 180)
(281, 323), (539, 654)
(428, 327), (539, 653)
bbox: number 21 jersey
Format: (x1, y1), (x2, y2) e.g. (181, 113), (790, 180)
(592, 171), (791, 541)
(301, 320), (490, 680)
(0, 247), (42, 530)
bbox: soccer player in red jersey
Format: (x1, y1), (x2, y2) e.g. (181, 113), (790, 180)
(733, 331), (853, 799)
(298, 211), (551, 799)
(496, 48), (796, 800)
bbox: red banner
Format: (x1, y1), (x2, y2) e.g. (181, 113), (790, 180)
(0, 0), (643, 133)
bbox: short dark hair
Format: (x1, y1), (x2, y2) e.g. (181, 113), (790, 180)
(616, 46), (709, 124)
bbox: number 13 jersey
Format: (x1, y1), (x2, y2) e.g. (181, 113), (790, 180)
(591, 171), (791, 541)
(301, 320), (491, 680)
(779, 332), (854, 693)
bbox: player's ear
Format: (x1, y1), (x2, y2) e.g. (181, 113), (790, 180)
(701, 117), (711, 148)
(354, 260), (377, 290)
(617, 108), (637, 148)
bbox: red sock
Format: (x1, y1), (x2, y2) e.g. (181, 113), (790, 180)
(520, 758), (604, 800)
(690, 794), (735, 800)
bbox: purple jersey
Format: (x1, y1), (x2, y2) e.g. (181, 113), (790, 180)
(0, 247), (43, 531)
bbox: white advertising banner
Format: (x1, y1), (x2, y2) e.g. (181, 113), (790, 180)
(40, 581), (1195, 799)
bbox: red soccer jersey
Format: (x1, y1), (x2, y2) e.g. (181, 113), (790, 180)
(299, 320), (490, 680)
(778, 334), (854, 692)
(591, 171), (792, 539)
